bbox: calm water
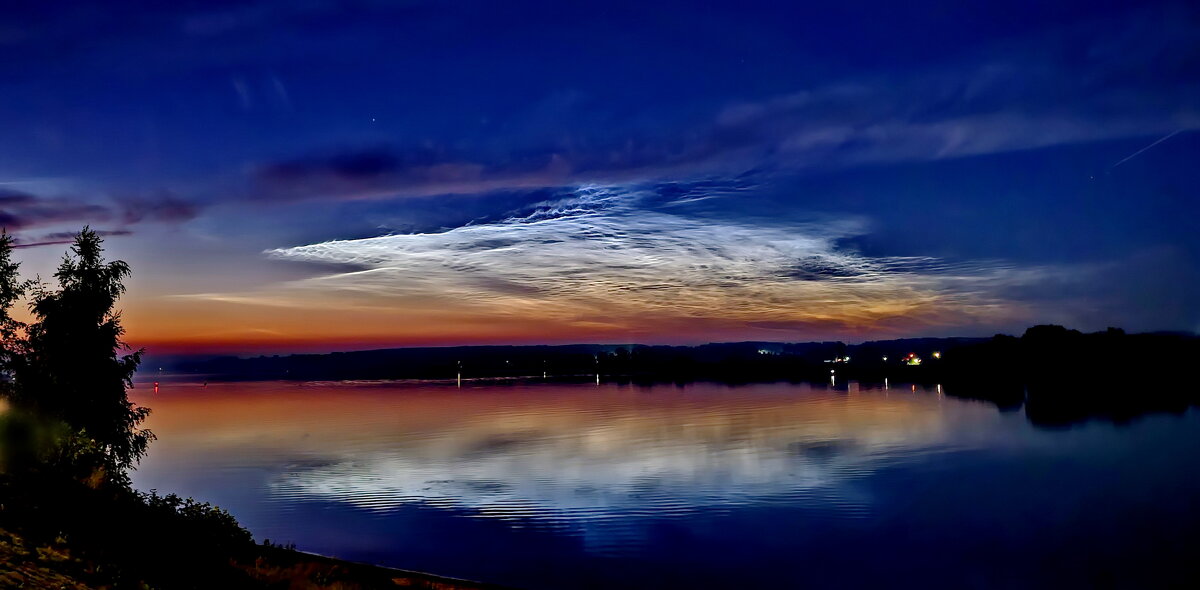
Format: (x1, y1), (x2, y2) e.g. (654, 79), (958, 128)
(130, 380), (1200, 589)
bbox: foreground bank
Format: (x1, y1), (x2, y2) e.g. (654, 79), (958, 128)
(0, 474), (506, 589)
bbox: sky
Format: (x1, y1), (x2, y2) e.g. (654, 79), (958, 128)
(1, 0), (1198, 354)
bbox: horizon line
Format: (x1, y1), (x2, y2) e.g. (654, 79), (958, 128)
(133, 325), (1198, 359)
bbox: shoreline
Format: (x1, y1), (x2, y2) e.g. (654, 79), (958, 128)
(250, 545), (517, 589)
(0, 520), (516, 590)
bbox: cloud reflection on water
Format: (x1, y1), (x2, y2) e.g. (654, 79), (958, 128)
(134, 381), (998, 547)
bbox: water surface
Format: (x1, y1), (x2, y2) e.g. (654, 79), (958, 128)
(130, 380), (1200, 588)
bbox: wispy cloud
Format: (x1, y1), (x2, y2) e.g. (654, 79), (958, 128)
(0, 188), (111, 230)
(233, 4), (1200, 205)
(12, 229), (133, 250)
(256, 185), (1072, 339)
(248, 66), (1197, 204)
(0, 187), (201, 247)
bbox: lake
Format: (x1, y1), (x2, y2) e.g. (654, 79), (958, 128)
(129, 380), (1200, 588)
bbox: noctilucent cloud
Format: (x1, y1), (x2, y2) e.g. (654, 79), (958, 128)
(2, 0), (1198, 353)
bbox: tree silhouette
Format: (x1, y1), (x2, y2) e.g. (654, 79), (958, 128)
(7, 227), (153, 480)
(0, 230), (26, 394)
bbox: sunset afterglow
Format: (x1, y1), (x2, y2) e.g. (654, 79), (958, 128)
(3, 1), (1197, 354)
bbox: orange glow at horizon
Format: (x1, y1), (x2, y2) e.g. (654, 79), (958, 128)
(117, 288), (1026, 355)
(8, 185), (1047, 357)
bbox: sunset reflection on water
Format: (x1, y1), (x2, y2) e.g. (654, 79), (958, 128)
(129, 380), (1200, 589)
(134, 382), (978, 516)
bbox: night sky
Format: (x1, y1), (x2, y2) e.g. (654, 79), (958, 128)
(2, 0), (1198, 354)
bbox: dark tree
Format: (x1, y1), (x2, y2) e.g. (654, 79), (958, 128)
(9, 227), (153, 480)
(0, 231), (25, 381)
(0, 231), (27, 411)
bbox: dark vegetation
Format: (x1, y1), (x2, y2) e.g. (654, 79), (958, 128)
(181, 329), (1200, 427)
(0, 229), (498, 589)
(181, 339), (978, 382)
(940, 325), (1200, 426)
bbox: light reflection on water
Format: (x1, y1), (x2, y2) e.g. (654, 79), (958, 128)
(130, 380), (1200, 589)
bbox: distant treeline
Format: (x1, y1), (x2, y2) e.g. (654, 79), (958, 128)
(176, 338), (979, 382)
(173, 325), (1199, 425)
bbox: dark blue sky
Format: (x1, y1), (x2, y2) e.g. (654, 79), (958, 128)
(2, 0), (1198, 352)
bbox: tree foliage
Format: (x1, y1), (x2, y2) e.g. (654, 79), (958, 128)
(0, 231), (26, 392)
(3, 227), (153, 481)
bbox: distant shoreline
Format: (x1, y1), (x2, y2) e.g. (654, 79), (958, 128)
(140, 325), (1200, 428)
